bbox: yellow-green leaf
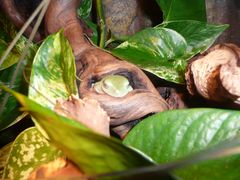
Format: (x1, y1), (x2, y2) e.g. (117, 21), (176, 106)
(28, 30), (78, 110)
(2, 86), (153, 175)
(2, 127), (63, 180)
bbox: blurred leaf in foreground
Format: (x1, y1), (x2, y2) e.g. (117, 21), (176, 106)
(2, 86), (154, 175)
(124, 108), (240, 179)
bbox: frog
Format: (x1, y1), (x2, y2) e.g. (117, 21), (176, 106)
(93, 75), (133, 97)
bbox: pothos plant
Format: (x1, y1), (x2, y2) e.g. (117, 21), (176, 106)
(0, 0), (240, 179)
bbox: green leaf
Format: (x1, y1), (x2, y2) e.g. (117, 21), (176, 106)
(0, 47), (36, 130)
(124, 108), (240, 179)
(0, 40), (19, 70)
(0, 12), (37, 60)
(112, 27), (188, 83)
(0, 13), (17, 42)
(28, 31), (77, 137)
(112, 21), (227, 84)
(85, 20), (99, 45)
(77, 0), (92, 19)
(2, 86), (153, 174)
(29, 30), (78, 110)
(2, 127), (63, 180)
(0, 12), (38, 130)
(159, 20), (229, 58)
(77, 1), (98, 45)
(156, 0), (206, 22)
(0, 63), (26, 131)
(0, 143), (12, 177)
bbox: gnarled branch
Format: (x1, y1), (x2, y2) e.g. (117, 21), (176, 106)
(186, 43), (240, 106)
(45, 0), (168, 132)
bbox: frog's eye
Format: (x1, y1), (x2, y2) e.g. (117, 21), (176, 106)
(93, 81), (104, 94)
(93, 75), (133, 97)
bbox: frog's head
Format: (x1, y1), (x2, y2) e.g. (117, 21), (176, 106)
(93, 75), (133, 98)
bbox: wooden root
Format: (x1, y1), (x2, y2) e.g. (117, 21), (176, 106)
(45, 0), (168, 131)
(54, 95), (110, 136)
(186, 43), (240, 106)
(0, 0), (169, 137)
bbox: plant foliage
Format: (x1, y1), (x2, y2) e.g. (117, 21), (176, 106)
(2, 86), (153, 175)
(124, 109), (240, 179)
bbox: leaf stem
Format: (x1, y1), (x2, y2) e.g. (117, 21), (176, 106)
(96, 0), (106, 48)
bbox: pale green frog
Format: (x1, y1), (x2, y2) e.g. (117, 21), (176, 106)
(93, 75), (133, 97)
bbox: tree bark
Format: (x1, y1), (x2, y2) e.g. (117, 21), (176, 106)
(206, 0), (240, 46)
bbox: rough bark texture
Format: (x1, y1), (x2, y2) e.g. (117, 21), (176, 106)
(186, 43), (240, 105)
(206, 0), (240, 46)
(102, 0), (162, 38)
(103, 0), (151, 37)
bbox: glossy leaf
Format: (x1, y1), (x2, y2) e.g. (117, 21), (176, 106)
(77, 0), (92, 19)
(113, 20), (227, 84)
(2, 87), (153, 174)
(0, 52), (35, 131)
(2, 127), (63, 180)
(155, 0), (206, 22)
(77, 1), (98, 45)
(28, 31), (78, 110)
(112, 27), (188, 83)
(124, 108), (240, 179)
(0, 40), (19, 70)
(0, 13), (38, 130)
(0, 63), (26, 130)
(85, 19), (98, 45)
(159, 20), (229, 58)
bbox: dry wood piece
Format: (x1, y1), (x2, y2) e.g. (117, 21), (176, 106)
(1, 0), (169, 136)
(45, 0), (169, 131)
(186, 43), (240, 105)
(54, 95), (110, 136)
(111, 119), (142, 139)
(28, 158), (83, 179)
(157, 87), (187, 109)
(103, 0), (152, 37)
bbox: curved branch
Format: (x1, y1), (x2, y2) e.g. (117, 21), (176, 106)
(45, 0), (169, 134)
(44, 0), (91, 56)
(77, 47), (168, 125)
(186, 43), (240, 106)
(0, 0), (42, 42)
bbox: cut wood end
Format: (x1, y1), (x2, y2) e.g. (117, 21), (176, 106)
(54, 95), (110, 136)
(186, 43), (240, 105)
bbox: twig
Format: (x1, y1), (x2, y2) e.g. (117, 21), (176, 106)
(96, 0), (106, 48)
(0, 0), (46, 67)
(0, 0), (50, 115)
